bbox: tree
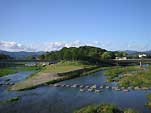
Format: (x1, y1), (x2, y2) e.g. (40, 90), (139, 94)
(0, 54), (12, 59)
(101, 52), (114, 59)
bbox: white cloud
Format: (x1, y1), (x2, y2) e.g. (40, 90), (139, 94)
(0, 41), (36, 52)
(1, 40), (149, 52)
(44, 40), (106, 51)
(0, 40), (108, 52)
(127, 41), (150, 51)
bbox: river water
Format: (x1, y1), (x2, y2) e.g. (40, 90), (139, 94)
(0, 71), (151, 113)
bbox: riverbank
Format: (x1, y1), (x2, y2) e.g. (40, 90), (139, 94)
(104, 65), (151, 88)
(0, 66), (41, 77)
(74, 103), (138, 113)
(10, 61), (102, 91)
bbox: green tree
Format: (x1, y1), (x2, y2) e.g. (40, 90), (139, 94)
(101, 52), (113, 59)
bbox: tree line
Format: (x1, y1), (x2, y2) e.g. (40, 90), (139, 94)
(0, 54), (13, 60)
(37, 46), (127, 63)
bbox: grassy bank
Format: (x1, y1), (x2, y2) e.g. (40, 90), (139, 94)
(74, 103), (138, 113)
(146, 93), (151, 108)
(104, 66), (151, 88)
(0, 68), (17, 77)
(10, 61), (102, 91)
(0, 96), (20, 105)
(0, 66), (42, 77)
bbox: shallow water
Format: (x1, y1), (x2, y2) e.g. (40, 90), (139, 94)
(0, 71), (151, 113)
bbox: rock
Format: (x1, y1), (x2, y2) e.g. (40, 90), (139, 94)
(5, 79), (11, 82)
(100, 85), (104, 89)
(65, 84), (70, 87)
(80, 85), (84, 88)
(88, 88), (93, 92)
(53, 84), (60, 87)
(61, 84), (65, 87)
(80, 89), (84, 92)
(90, 85), (97, 89)
(71, 84), (79, 88)
(114, 87), (121, 91)
(127, 87), (131, 90)
(123, 89), (129, 92)
(141, 87), (149, 90)
(85, 85), (89, 88)
(105, 86), (110, 89)
(134, 86), (140, 90)
(95, 89), (101, 93)
(121, 87), (125, 90)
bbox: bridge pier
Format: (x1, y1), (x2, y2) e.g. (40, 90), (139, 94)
(140, 61), (142, 67)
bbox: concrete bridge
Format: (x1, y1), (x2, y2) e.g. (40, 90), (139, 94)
(0, 59), (57, 63)
(0, 59), (151, 66)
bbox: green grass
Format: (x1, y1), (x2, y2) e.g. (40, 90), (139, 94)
(0, 68), (17, 77)
(74, 103), (138, 113)
(0, 96), (20, 105)
(146, 93), (151, 108)
(10, 61), (101, 91)
(104, 66), (140, 82)
(103, 66), (151, 88)
(0, 66), (42, 77)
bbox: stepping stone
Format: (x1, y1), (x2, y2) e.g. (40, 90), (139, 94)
(71, 84), (78, 88)
(80, 89), (85, 92)
(85, 85), (89, 88)
(79, 85), (84, 88)
(90, 85), (97, 89)
(100, 85), (104, 89)
(88, 88), (93, 92)
(134, 87), (140, 90)
(105, 86), (110, 89)
(123, 89), (129, 92)
(53, 84), (60, 87)
(95, 89), (101, 93)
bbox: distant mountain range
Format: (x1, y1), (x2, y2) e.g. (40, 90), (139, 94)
(0, 50), (45, 59)
(123, 50), (151, 55)
(1, 49), (151, 59)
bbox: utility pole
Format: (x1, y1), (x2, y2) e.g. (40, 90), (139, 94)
(138, 54), (146, 67)
(140, 60), (142, 67)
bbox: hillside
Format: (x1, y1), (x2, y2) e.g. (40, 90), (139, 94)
(0, 50), (45, 59)
(38, 46), (127, 64)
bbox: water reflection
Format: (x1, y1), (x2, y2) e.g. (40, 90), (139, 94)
(0, 71), (151, 113)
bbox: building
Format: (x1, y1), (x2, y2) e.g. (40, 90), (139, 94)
(115, 57), (127, 60)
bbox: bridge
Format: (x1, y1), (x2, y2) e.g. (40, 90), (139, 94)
(0, 59), (151, 66)
(0, 59), (57, 63)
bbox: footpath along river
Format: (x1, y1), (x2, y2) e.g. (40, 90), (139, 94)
(0, 70), (151, 113)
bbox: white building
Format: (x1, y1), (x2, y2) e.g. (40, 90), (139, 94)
(115, 57), (127, 60)
(138, 54), (147, 58)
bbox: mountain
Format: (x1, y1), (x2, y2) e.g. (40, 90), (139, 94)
(123, 50), (139, 55)
(144, 50), (151, 54)
(0, 50), (45, 59)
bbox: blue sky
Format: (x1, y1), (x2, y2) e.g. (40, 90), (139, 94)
(0, 0), (151, 51)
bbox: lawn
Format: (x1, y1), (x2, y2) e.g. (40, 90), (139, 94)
(74, 103), (138, 113)
(104, 65), (151, 88)
(10, 61), (99, 91)
(0, 68), (17, 77)
(0, 66), (41, 77)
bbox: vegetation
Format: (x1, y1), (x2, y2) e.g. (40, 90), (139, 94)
(104, 66), (151, 88)
(0, 96), (20, 105)
(38, 46), (127, 64)
(0, 66), (41, 77)
(10, 61), (102, 91)
(146, 93), (151, 108)
(74, 103), (138, 113)
(0, 53), (12, 60)
(0, 68), (17, 77)
(104, 66), (140, 82)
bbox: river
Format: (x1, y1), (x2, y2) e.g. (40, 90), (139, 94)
(0, 71), (151, 113)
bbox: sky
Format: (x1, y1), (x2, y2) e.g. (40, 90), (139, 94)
(0, 0), (151, 52)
